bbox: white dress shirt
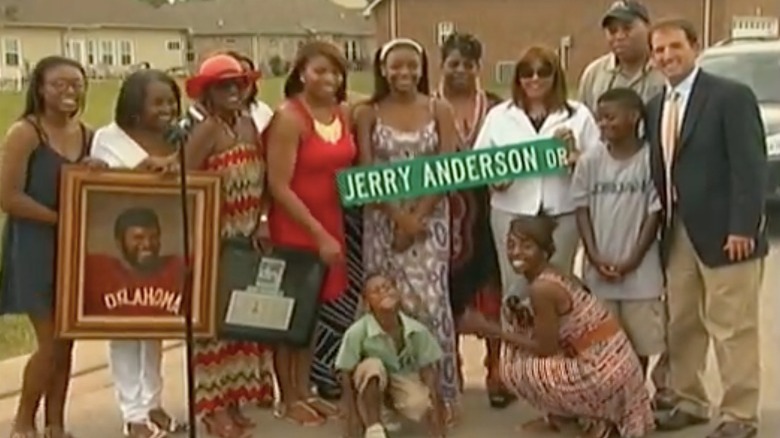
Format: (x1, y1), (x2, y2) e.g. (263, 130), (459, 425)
(473, 99), (602, 216)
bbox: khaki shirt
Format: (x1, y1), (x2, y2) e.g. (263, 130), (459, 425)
(578, 53), (665, 113)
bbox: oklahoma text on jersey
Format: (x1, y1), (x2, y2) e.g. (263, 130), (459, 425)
(83, 253), (186, 317)
(103, 287), (182, 315)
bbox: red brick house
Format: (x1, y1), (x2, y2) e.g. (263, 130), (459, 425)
(363, 0), (780, 86)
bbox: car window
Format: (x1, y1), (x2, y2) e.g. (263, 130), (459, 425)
(699, 51), (780, 103)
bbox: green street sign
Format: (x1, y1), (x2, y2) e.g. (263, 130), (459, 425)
(337, 138), (568, 206)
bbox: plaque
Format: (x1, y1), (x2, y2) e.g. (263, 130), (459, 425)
(217, 238), (326, 346)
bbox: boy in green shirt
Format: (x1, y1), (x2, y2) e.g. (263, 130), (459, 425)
(335, 274), (446, 438)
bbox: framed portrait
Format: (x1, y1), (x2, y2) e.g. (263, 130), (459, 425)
(55, 167), (221, 339)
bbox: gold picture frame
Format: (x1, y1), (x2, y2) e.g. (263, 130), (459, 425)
(55, 166), (221, 339)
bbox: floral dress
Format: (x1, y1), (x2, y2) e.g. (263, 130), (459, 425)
(362, 107), (458, 408)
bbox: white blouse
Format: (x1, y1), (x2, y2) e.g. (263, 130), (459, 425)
(473, 99), (602, 216)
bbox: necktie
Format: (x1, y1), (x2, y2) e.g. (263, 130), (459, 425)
(661, 91), (680, 224)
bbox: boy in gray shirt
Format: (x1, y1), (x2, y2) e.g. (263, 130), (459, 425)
(571, 87), (665, 372)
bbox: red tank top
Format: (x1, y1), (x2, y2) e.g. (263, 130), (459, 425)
(268, 98), (356, 302)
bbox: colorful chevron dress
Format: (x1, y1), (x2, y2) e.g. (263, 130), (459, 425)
(500, 271), (654, 436)
(192, 142), (275, 416)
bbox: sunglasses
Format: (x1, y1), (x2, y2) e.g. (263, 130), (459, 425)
(212, 77), (249, 91)
(516, 63), (555, 79)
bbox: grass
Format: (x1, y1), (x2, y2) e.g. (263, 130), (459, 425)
(0, 72), (373, 361)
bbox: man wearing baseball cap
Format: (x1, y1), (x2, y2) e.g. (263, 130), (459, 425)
(578, 0), (664, 112)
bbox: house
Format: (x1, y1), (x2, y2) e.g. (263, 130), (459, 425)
(0, 0), (188, 80)
(168, 0), (375, 75)
(363, 0), (780, 86)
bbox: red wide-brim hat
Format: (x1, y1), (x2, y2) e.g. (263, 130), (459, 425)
(185, 54), (261, 99)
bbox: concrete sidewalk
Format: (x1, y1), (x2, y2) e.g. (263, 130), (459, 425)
(1, 244), (779, 436)
(1, 336), (778, 437)
(0, 341), (182, 400)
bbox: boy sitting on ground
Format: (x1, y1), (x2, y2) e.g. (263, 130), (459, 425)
(336, 274), (447, 438)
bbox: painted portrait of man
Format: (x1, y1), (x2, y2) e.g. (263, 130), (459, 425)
(82, 206), (185, 317)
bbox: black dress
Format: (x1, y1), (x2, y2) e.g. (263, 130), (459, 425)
(448, 92), (503, 318)
(0, 118), (88, 317)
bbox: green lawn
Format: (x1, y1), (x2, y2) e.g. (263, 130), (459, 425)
(0, 72), (373, 361)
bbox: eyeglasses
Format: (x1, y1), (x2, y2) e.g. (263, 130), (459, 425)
(516, 63), (554, 79)
(46, 79), (85, 93)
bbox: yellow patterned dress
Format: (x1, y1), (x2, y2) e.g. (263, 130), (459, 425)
(193, 142), (275, 416)
(500, 271), (655, 436)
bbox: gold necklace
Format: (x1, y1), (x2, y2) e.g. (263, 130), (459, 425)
(314, 118), (342, 143)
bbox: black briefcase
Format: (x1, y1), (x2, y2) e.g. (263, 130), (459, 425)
(216, 237), (326, 347)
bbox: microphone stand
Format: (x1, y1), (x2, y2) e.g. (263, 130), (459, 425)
(174, 133), (197, 438)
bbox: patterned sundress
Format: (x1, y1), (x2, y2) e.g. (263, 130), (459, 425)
(500, 271), (654, 437)
(192, 142), (275, 416)
(362, 111), (458, 407)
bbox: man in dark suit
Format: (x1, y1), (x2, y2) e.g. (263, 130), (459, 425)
(647, 18), (767, 438)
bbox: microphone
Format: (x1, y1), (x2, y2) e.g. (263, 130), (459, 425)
(164, 106), (206, 146)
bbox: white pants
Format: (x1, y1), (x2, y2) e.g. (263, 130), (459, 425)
(490, 208), (580, 302)
(109, 339), (164, 424)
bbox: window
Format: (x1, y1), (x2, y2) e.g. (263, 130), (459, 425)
(343, 40), (359, 62)
(119, 40), (133, 66)
(700, 52), (780, 103)
(166, 40), (181, 51)
(2, 37), (21, 67)
(86, 40), (96, 65)
(99, 40), (115, 65)
(436, 21), (454, 46)
(494, 61), (515, 85)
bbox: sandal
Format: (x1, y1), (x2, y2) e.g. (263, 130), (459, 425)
(148, 409), (188, 434)
(577, 421), (618, 438)
(201, 414), (248, 438)
(274, 401), (326, 427)
(123, 422), (168, 438)
(227, 405), (256, 429)
(485, 376), (516, 409)
(316, 384), (342, 401)
(306, 396), (340, 418)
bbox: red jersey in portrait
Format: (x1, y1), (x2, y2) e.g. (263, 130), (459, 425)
(82, 254), (185, 317)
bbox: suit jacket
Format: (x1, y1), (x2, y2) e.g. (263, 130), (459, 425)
(647, 70), (768, 267)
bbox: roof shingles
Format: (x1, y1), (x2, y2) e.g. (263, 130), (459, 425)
(167, 0), (372, 36)
(0, 0), (187, 30)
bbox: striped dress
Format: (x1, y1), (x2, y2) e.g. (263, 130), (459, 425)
(310, 206), (363, 389)
(500, 271), (654, 437)
(193, 142), (275, 416)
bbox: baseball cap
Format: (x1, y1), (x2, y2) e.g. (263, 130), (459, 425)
(601, 0), (650, 27)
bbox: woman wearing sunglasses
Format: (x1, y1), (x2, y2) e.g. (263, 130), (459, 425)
(473, 46), (600, 309)
(183, 54), (275, 438)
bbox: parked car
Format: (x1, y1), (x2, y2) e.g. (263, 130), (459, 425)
(698, 38), (780, 202)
